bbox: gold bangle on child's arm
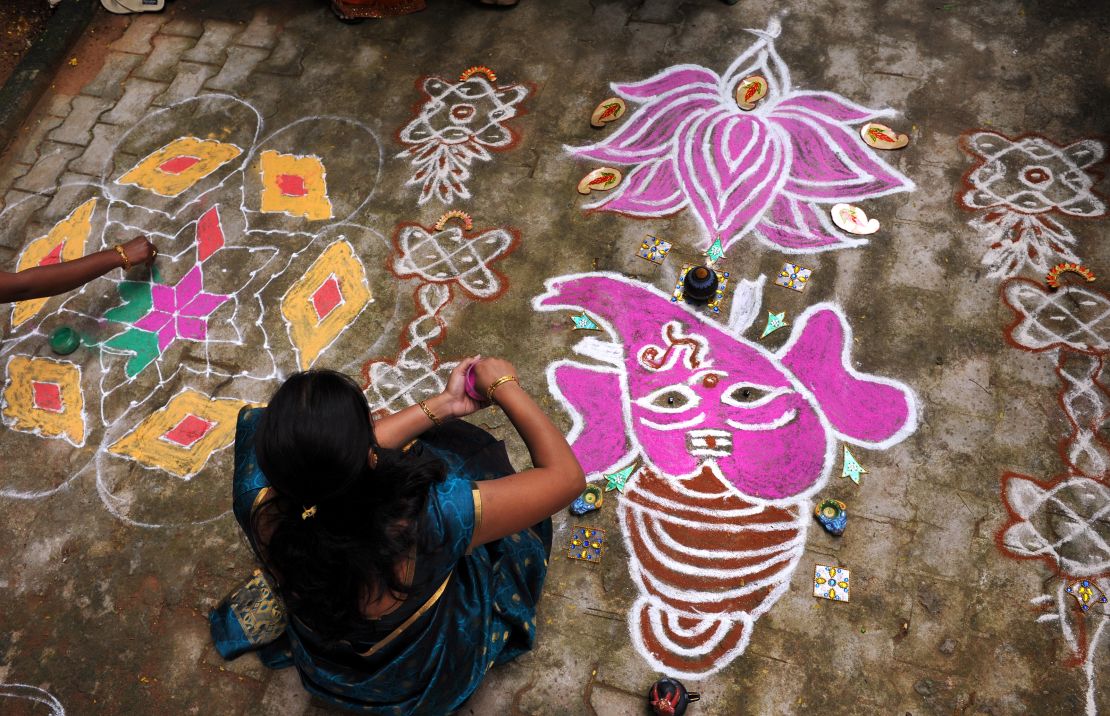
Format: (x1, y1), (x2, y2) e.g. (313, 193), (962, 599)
(418, 400), (442, 426)
(114, 245), (132, 270)
(486, 375), (518, 402)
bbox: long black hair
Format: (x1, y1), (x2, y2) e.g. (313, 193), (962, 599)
(252, 370), (446, 642)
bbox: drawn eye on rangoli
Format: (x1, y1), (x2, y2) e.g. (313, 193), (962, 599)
(635, 384), (701, 414)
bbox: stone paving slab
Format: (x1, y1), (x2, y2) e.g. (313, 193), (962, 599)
(0, 1), (1108, 715)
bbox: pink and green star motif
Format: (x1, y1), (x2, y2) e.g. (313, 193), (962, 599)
(134, 266), (228, 351)
(103, 266), (229, 377)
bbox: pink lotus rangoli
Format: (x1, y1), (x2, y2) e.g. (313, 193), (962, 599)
(569, 20), (914, 254)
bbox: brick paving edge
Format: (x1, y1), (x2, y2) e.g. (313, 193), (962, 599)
(0, 0), (101, 156)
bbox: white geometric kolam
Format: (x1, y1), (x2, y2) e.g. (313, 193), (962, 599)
(393, 224), (516, 300)
(1004, 280), (1110, 354)
(397, 73), (529, 206)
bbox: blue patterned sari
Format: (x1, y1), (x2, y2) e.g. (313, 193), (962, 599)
(210, 407), (552, 714)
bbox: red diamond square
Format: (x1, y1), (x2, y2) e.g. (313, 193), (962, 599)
(196, 207), (225, 263)
(31, 381), (64, 413)
(162, 414), (215, 448)
(276, 174), (309, 197)
(157, 155), (201, 175)
(38, 242), (65, 267)
(311, 275), (343, 322)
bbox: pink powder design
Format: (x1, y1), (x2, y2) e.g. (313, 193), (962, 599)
(569, 20), (914, 254)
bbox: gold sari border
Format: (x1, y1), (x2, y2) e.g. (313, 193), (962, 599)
(358, 572), (452, 658)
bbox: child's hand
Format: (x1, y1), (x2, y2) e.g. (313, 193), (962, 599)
(121, 236), (157, 267)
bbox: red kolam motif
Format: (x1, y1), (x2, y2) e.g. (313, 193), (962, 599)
(620, 466), (803, 676)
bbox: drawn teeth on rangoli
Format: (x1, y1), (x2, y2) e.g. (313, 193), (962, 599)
(397, 71), (529, 206)
(459, 65), (497, 82)
(10, 198), (98, 329)
(116, 136), (243, 198)
(392, 220), (519, 301)
(434, 210), (473, 231)
(281, 239), (373, 370)
(1045, 262), (1096, 290)
(107, 389), (246, 479)
(258, 150), (334, 221)
(1, 356), (86, 447)
(775, 262), (812, 292)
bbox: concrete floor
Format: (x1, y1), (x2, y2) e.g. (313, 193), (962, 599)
(0, 0), (1109, 714)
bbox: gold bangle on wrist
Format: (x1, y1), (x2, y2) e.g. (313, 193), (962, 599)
(114, 245), (132, 270)
(486, 375), (518, 402)
(418, 400), (441, 426)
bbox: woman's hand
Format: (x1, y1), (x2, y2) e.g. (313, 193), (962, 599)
(436, 356), (487, 419)
(471, 357), (518, 400)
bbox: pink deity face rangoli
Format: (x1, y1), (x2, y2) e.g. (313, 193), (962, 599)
(534, 272), (917, 501)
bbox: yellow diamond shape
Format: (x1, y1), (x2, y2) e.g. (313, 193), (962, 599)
(2, 356), (86, 446)
(281, 239), (372, 370)
(11, 198), (97, 328)
(116, 136), (243, 197)
(108, 389), (246, 479)
(259, 150), (334, 221)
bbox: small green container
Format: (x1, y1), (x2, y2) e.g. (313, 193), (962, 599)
(50, 326), (81, 356)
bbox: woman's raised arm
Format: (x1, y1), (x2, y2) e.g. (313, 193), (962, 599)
(467, 359), (584, 549)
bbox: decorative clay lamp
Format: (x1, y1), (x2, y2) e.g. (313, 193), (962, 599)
(649, 678), (700, 716)
(682, 265), (718, 304)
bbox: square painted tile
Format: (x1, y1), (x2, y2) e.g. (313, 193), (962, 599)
(638, 236), (672, 264)
(775, 262), (812, 292)
(813, 564), (850, 602)
(567, 526), (606, 563)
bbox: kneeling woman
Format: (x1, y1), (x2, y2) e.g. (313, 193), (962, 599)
(210, 358), (584, 713)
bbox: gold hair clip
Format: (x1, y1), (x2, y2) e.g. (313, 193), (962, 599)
(301, 505), (318, 520)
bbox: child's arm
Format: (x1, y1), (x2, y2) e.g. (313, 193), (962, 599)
(0, 237), (156, 303)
